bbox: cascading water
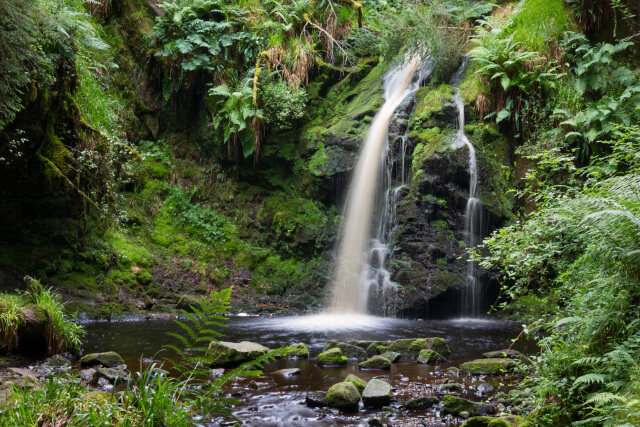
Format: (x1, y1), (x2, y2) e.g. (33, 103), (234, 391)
(330, 58), (428, 314)
(451, 57), (483, 317)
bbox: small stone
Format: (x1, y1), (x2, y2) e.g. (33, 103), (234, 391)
(362, 378), (392, 408)
(448, 366), (460, 373)
(95, 368), (130, 385)
(287, 343), (309, 358)
(477, 383), (494, 394)
(49, 354), (71, 367)
(80, 352), (124, 368)
(344, 373), (367, 393)
(368, 417), (383, 426)
(326, 382), (361, 410)
(440, 383), (462, 392)
(306, 391), (327, 407)
(80, 368), (96, 382)
(272, 368), (301, 376)
(8, 368), (44, 378)
(405, 396), (438, 410)
(359, 355), (391, 370)
(442, 395), (479, 416)
(318, 348), (348, 366)
(379, 351), (401, 363)
(460, 411), (470, 419)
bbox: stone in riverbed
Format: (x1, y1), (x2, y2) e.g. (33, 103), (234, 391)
(388, 337), (451, 357)
(318, 348), (348, 366)
(362, 378), (392, 408)
(286, 342), (309, 358)
(80, 351), (124, 368)
(326, 382), (361, 410)
(460, 358), (515, 375)
(440, 383), (462, 392)
(461, 417), (494, 427)
(344, 373), (367, 393)
(272, 368), (300, 376)
(324, 340), (368, 359)
(379, 351), (401, 363)
(442, 395), (480, 416)
(49, 354), (71, 367)
(461, 416), (532, 427)
(417, 349), (447, 364)
(95, 368), (130, 385)
(482, 349), (522, 359)
(405, 396), (439, 410)
(207, 341), (269, 367)
(306, 391), (327, 407)
(359, 355), (391, 370)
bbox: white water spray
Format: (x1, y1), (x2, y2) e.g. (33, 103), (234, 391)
(330, 58), (427, 313)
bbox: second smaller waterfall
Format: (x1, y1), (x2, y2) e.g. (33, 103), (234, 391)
(451, 58), (483, 317)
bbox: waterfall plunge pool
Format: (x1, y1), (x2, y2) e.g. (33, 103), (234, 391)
(80, 315), (533, 426)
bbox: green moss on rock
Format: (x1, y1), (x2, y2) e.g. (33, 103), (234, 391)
(405, 396), (439, 410)
(359, 355), (391, 370)
(80, 351), (124, 368)
(460, 358), (515, 375)
(487, 416), (532, 427)
(410, 84), (456, 130)
(461, 417), (494, 427)
(417, 349), (446, 364)
(442, 395), (479, 416)
(344, 373), (367, 393)
(326, 381), (360, 410)
(207, 341), (270, 367)
(287, 342), (309, 358)
(318, 348), (348, 366)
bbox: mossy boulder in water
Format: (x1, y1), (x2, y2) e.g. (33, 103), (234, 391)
(460, 358), (515, 374)
(344, 373), (367, 393)
(487, 416), (532, 427)
(81, 352), (124, 368)
(405, 396), (438, 409)
(359, 355), (391, 370)
(362, 378), (392, 408)
(379, 351), (401, 363)
(49, 354), (71, 367)
(326, 381), (361, 410)
(442, 395), (480, 416)
(388, 337), (450, 357)
(318, 348), (348, 366)
(287, 342), (309, 358)
(207, 341), (269, 367)
(482, 349), (522, 359)
(461, 417), (494, 427)
(417, 348), (447, 364)
(324, 340), (368, 359)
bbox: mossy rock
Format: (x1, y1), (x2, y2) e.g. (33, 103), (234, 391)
(80, 351), (124, 368)
(417, 349), (446, 364)
(207, 341), (270, 367)
(324, 340), (368, 359)
(482, 349), (522, 359)
(287, 342), (309, 358)
(388, 337), (450, 357)
(176, 295), (200, 312)
(318, 348), (347, 366)
(405, 396), (438, 410)
(326, 381), (361, 410)
(344, 373), (367, 394)
(49, 354), (71, 367)
(487, 416), (532, 427)
(461, 417), (494, 427)
(359, 355), (391, 370)
(442, 395), (479, 416)
(460, 358), (515, 375)
(440, 383), (462, 392)
(410, 84), (456, 129)
(362, 378), (392, 408)
(379, 351), (401, 363)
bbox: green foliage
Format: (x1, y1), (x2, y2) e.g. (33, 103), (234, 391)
(478, 126), (640, 426)
(508, 0), (574, 52)
(261, 80), (307, 132)
(0, 294), (25, 351)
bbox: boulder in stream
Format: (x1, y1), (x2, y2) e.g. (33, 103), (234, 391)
(359, 355), (391, 370)
(442, 395), (480, 416)
(482, 349), (522, 359)
(344, 373), (367, 393)
(460, 358), (515, 375)
(326, 381), (361, 410)
(379, 351), (401, 363)
(461, 416), (532, 427)
(286, 342), (309, 358)
(49, 354), (71, 367)
(405, 396), (439, 410)
(417, 348), (447, 364)
(440, 383), (462, 392)
(388, 337), (450, 357)
(80, 351), (124, 368)
(324, 340), (368, 359)
(318, 348), (348, 366)
(207, 341), (269, 367)
(306, 391), (328, 407)
(362, 378), (392, 408)
(272, 368), (301, 376)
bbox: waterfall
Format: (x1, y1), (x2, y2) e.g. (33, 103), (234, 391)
(451, 57), (483, 317)
(330, 58), (428, 314)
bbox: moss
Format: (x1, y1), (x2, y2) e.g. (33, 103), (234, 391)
(461, 417), (494, 427)
(487, 416), (532, 427)
(410, 84), (455, 129)
(405, 396), (439, 410)
(442, 395), (479, 416)
(458, 63), (486, 106)
(460, 358), (515, 374)
(326, 381), (360, 410)
(344, 373), (367, 393)
(287, 342), (309, 358)
(410, 127), (451, 177)
(417, 349), (446, 364)
(318, 348), (348, 366)
(359, 355), (391, 370)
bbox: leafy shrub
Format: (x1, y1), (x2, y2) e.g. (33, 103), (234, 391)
(261, 80), (307, 133)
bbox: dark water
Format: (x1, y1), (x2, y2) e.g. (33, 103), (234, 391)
(81, 315), (532, 426)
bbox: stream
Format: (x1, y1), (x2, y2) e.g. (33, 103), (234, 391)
(81, 315), (532, 426)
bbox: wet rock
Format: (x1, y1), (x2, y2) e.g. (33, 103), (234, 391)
(210, 368), (225, 378)
(272, 368), (300, 376)
(442, 395), (479, 416)
(8, 367), (44, 379)
(405, 396), (439, 410)
(207, 341), (269, 367)
(306, 391), (327, 407)
(477, 383), (494, 394)
(369, 417), (383, 426)
(248, 380), (270, 389)
(460, 411), (470, 419)
(95, 368), (130, 385)
(286, 342), (309, 358)
(440, 383), (462, 392)
(388, 337), (450, 357)
(362, 378), (392, 408)
(326, 382), (361, 410)
(486, 416), (532, 426)
(417, 349), (447, 364)
(359, 355), (391, 370)
(379, 351), (401, 363)
(49, 354), (71, 367)
(318, 348), (348, 366)
(448, 366), (461, 373)
(80, 351), (124, 368)
(461, 416), (494, 427)
(80, 368), (96, 382)
(324, 340), (368, 359)
(483, 349), (522, 359)
(460, 358), (515, 375)
(96, 377), (113, 392)
(344, 373), (367, 393)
